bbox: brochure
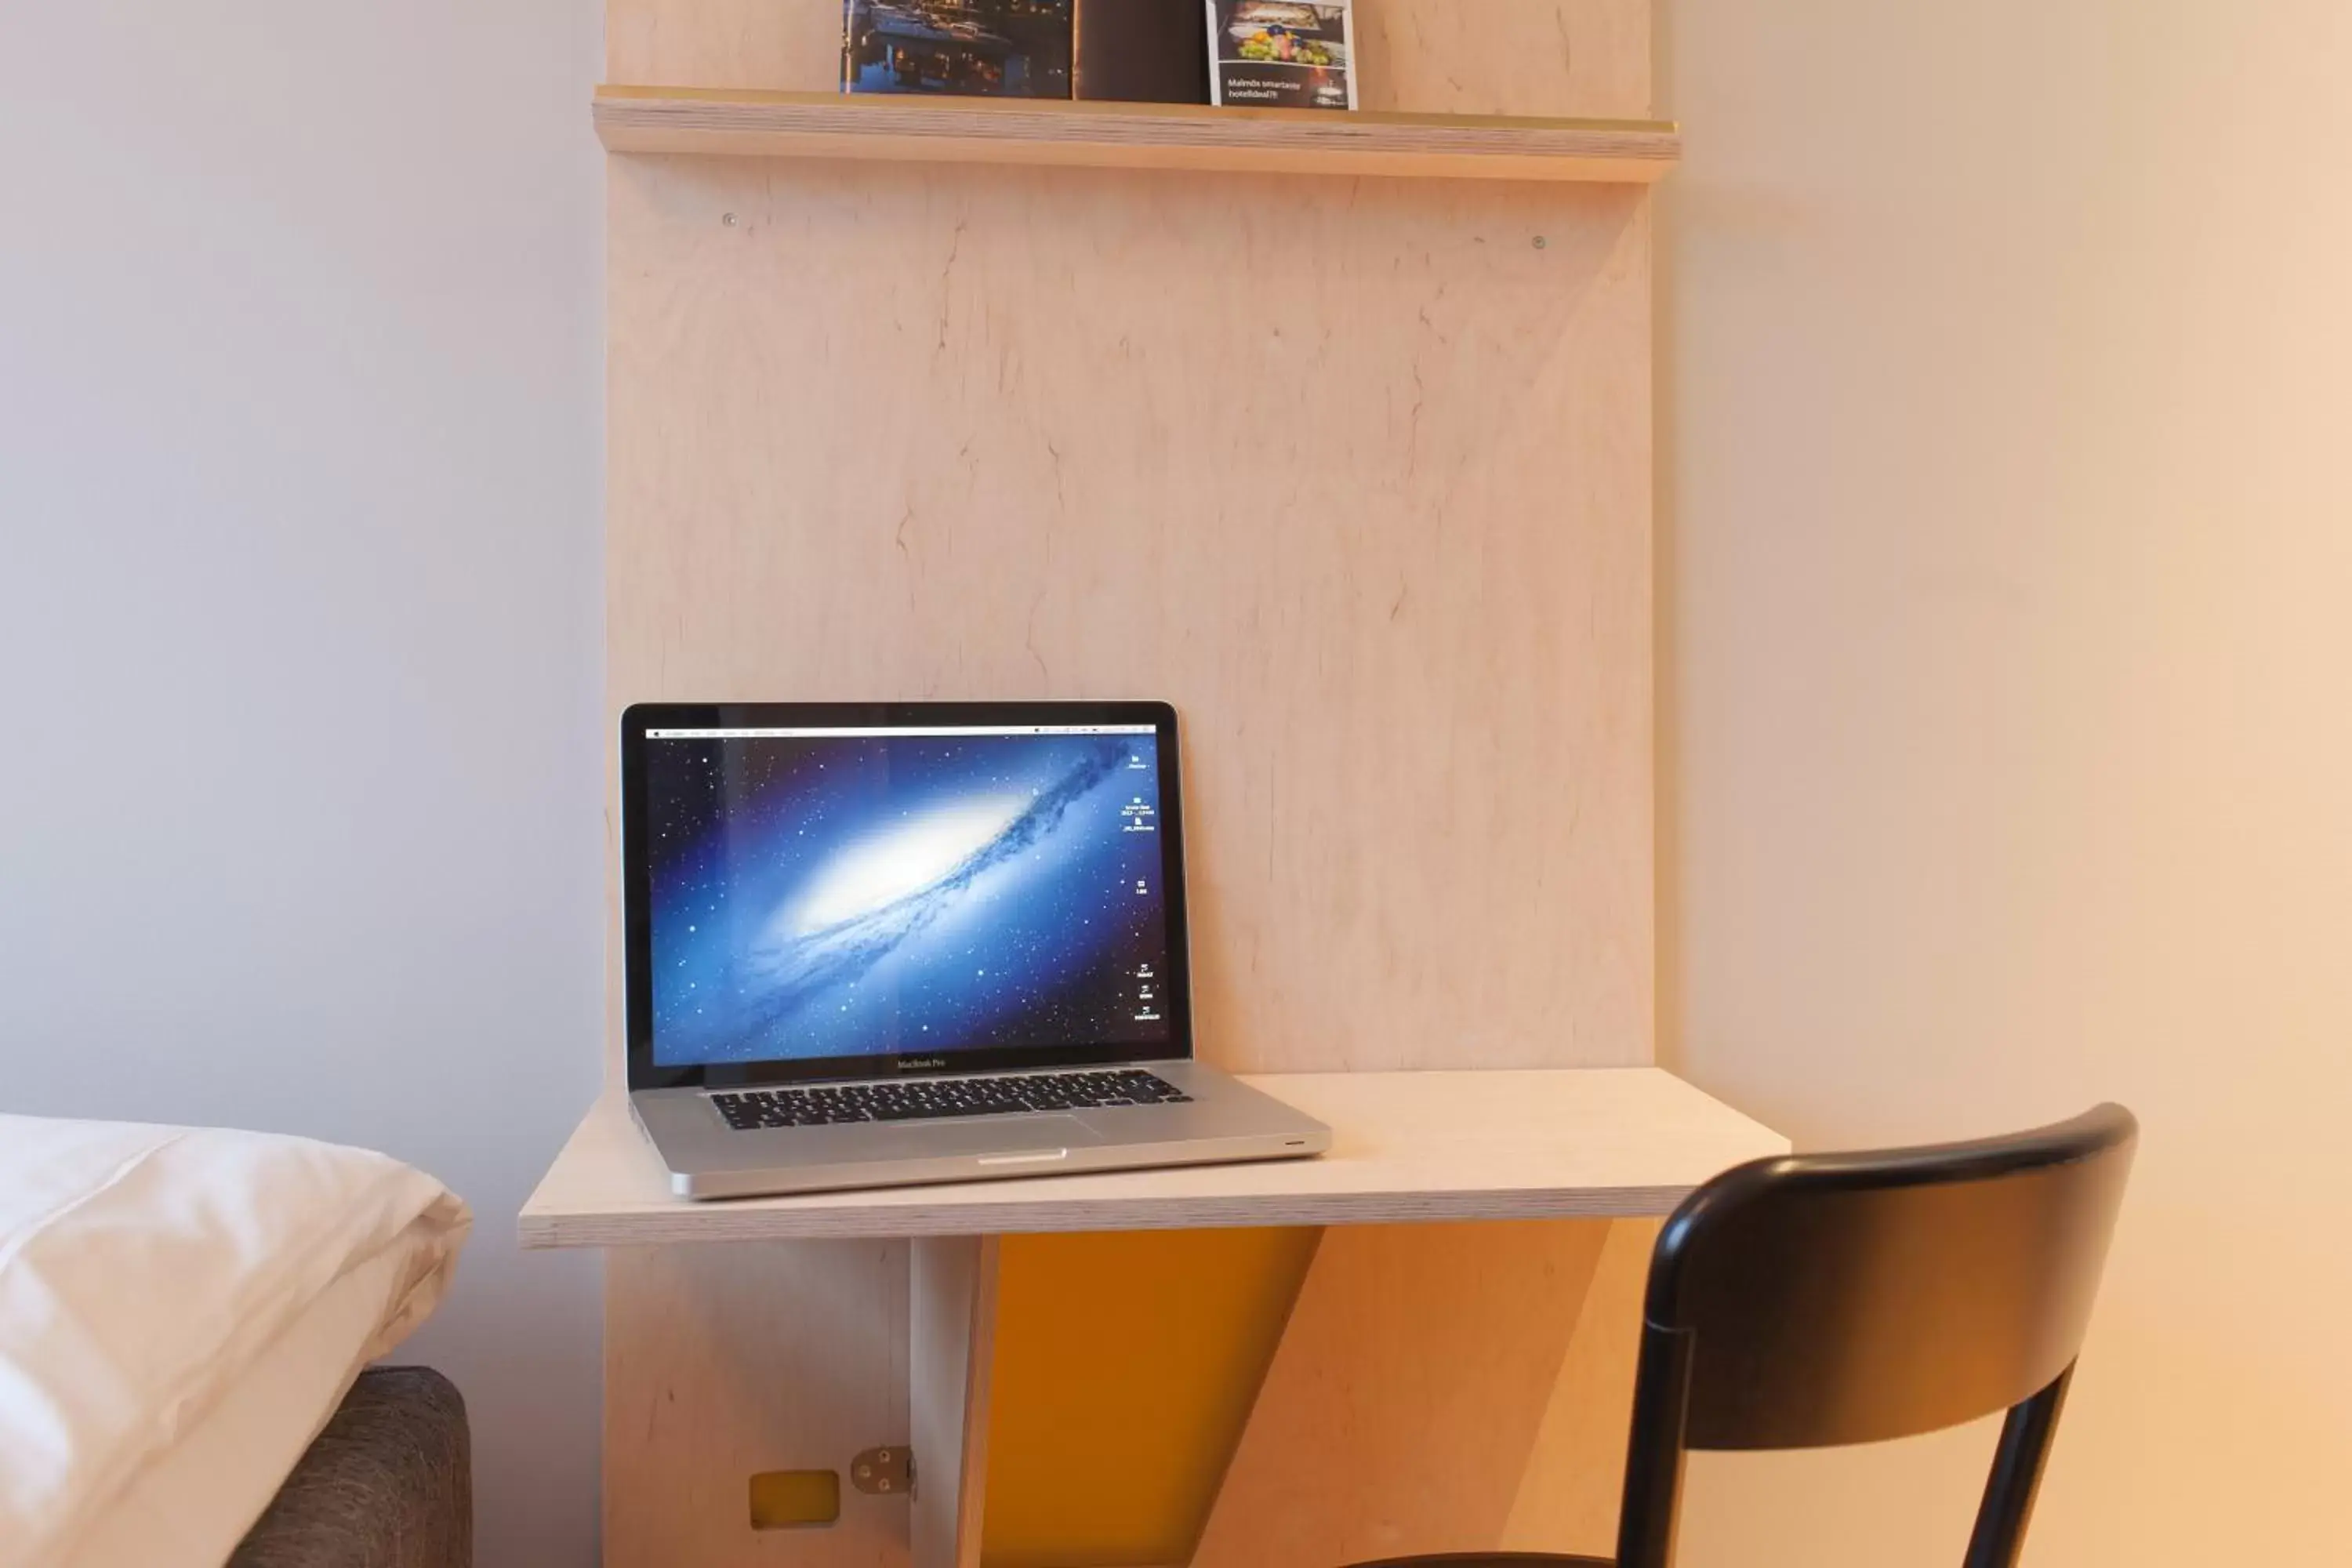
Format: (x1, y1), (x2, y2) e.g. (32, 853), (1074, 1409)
(843, 0), (1075, 98)
(1205, 1), (1355, 111)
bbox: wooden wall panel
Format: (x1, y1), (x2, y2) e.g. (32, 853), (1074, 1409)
(1356, 1), (1651, 118)
(603, 5), (1655, 1564)
(608, 0), (842, 90)
(607, 154), (1653, 1073)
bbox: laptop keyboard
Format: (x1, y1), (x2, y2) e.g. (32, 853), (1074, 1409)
(712, 1068), (1192, 1131)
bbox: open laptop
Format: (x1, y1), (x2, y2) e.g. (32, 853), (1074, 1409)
(621, 701), (1333, 1199)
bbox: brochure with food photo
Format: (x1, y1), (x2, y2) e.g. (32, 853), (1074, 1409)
(1206, 1), (1356, 111)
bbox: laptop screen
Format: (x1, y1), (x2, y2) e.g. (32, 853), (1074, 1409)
(639, 721), (1176, 1070)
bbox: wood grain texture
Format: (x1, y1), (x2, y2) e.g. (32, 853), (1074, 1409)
(911, 1237), (997, 1568)
(1190, 1219), (1617, 1567)
(608, 150), (1655, 1076)
(524, 1071), (1787, 1247)
(1356, 0), (1650, 118)
(604, 1240), (910, 1568)
(1500, 1216), (1661, 1553)
(608, 0), (842, 90)
(593, 89), (1679, 184)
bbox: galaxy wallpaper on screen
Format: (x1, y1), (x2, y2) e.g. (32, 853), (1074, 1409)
(646, 731), (1171, 1065)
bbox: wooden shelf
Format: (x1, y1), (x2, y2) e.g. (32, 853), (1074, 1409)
(520, 1069), (1786, 1247)
(593, 86), (1679, 184)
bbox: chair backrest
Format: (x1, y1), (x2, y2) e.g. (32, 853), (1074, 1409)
(1613, 1104), (2136, 1568)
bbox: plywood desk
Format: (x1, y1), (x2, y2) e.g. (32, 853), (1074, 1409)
(524, 1068), (1782, 1245)
(524, 1069), (1783, 1568)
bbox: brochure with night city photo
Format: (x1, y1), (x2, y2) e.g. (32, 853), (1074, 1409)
(843, 0), (1074, 98)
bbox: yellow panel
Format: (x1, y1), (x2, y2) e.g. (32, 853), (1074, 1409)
(750, 1469), (843, 1530)
(979, 1229), (1323, 1568)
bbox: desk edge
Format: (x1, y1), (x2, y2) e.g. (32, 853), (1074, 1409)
(517, 1180), (1730, 1248)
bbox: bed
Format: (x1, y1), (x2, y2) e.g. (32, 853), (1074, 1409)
(230, 1368), (470, 1568)
(0, 1115), (473, 1568)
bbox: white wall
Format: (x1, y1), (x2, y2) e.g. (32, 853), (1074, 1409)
(0, 4), (608, 1562)
(1661, 2), (2352, 1563)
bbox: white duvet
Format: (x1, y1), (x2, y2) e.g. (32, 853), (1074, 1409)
(0, 1115), (470, 1568)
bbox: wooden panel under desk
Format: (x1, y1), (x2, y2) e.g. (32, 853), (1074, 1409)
(524, 1070), (1787, 1247)
(605, 1239), (911, 1568)
(1192, 1218), (1639, 1567)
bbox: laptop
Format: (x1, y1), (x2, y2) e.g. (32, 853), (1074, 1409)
(620, 701), (1333, 1199)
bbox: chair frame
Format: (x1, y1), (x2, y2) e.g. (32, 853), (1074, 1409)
(1357, 1104), (2137, 1568)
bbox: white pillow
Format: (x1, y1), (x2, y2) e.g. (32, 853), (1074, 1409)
(0, 1116), (470, 1568)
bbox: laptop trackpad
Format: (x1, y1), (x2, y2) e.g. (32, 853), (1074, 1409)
(891, 1115), (1099, 1160)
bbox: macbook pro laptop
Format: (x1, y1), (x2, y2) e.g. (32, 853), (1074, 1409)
(621, 701), (1333, 1199)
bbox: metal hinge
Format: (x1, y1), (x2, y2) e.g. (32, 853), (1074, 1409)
(851, 1445), (914, 1497)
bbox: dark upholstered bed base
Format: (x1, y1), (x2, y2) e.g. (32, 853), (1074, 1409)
(230, 1367), (472, 1568)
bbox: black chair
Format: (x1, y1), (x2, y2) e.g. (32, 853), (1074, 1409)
(1349, 1104), (2136, 1568)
